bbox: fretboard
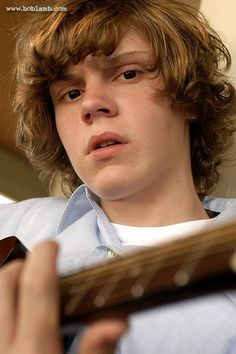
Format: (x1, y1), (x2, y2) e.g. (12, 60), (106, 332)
(59, 220), (236, 326)
(1, 221), (236, 328)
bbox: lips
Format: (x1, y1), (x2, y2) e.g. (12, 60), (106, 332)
(87, 132), (127, 154)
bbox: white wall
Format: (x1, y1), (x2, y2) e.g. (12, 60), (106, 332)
(200, 0), (236, 197)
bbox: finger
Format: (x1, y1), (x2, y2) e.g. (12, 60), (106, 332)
(79, 319), (128, 354)
(16, 241), (61, 350)
(0, 260), (24, 353)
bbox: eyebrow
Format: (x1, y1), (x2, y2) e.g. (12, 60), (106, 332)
(107, 50), (151, 65)
(51, 50), (151, 84)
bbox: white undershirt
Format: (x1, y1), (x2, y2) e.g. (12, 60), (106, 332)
(112, 218), (214, 247)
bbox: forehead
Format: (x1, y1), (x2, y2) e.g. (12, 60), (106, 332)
(109, 28), (151, 57)
(65, 28), (152, 74)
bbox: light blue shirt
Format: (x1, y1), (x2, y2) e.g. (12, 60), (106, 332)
(1, 184), (236, 354)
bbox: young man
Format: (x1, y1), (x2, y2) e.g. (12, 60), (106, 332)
(0, 0), (236, 353)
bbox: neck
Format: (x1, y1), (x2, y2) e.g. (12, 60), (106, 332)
(100, 174), (208, 227)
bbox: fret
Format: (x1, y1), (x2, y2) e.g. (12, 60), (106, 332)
(129, 251), (167, 298)
(129, 264), (143, 278)
(93, 270), (124, 308)
(64, 278), (96, 316)
(172, 227), (216, 287)
(130, 272), (156, 298)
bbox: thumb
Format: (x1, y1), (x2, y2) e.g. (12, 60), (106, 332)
(79, 319), (128, 354)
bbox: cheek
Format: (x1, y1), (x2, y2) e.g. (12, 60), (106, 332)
(55, 120), (78, 168)
(55, 118), (70, 151)
(55, 108), (82, 149)
(55, 107), (66, 137)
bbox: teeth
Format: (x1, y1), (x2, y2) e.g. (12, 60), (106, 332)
(97, 140), (117, 148)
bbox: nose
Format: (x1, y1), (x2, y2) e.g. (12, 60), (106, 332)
(81, 84), (118, 124)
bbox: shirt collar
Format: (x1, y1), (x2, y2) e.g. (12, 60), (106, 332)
(56, 184), (121, 246)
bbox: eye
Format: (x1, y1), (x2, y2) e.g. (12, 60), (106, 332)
(122, 70), (138, 80)
(64, 89), (81, 101)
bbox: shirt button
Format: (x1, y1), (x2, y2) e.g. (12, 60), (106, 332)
(107, 248), (119, 260)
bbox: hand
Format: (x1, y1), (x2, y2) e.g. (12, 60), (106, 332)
(79, 319), (128, 354)
(0, 241), (62, 354)
(0, 241), (128, 354)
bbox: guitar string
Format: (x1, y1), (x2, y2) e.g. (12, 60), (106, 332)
(60, 222), (236, 286)
(60, 244), (234, 302)
(61, 245), (234, 319)
(60, 231), (236, 314)
(60, 226), (236, 293)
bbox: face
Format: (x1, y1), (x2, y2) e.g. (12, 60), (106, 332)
(50, 29), (190, 202)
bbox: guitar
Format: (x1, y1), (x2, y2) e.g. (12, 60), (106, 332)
(1, 221), (236, 329)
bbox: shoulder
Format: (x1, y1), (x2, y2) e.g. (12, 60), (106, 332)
(0, 197), (68, 247)
(203, 196), (236, 222)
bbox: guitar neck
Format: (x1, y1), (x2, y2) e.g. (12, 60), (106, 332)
(59, 221), (236, 326)
(1, 222), (236, 327)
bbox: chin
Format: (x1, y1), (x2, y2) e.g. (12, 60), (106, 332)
(91, 184), (128, 201)
(88, 178), (136, 201)
(81, 165), (142, 200)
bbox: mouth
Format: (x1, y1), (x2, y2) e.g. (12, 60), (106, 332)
(87, 132), (127, 154)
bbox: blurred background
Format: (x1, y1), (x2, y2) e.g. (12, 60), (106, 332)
(0, 0), (235, 203)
